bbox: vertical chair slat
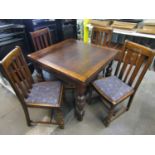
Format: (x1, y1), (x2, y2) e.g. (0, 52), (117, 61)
(123, 52), (139, 83)
(128, 54), (145, 86)
(103, 33), (108, 46)
(19, 54), (33, 87)
(118, 50), (129, 79)
(43, 33), (49, 47)
(36, 37), (42, 50)
(9, 65), (28, 98)
(95, 31), (99, 44)
(40, 36), (45, 49)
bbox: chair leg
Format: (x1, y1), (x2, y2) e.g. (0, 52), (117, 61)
(87, 85), (93, 104)
(22, 106), (32, 126)
(126, 94), (135, 111)
(105, 60), (113, 77)
(71, 88), (75, 106)
(55, 108), (64, 129)
(50, 108), (54, 122)
(63, 89), (67, 105)
(35, 66), (44, 82)
(105, 106), (114, 127)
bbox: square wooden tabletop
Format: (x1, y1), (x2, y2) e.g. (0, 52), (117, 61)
(28, 39), (118, 83)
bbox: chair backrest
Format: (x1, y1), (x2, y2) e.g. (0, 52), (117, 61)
(114, 40), (154, 91)
(0, 47), (33, 102)
(30, 28), (52, 51)
(91, 26), (113, 46)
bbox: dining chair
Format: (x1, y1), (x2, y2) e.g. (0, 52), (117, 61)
(91, 26), (113, 47)
(90, 40), (154, 127)
(91, 26), (119, 77)
(30, 28), (52, 51)
(31, 28), (75, 97)
(30, 28), (53, 81)
(0, 46), (64, 129)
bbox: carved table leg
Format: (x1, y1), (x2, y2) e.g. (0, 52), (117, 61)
(75, 84), (86, 121)
(105, 60), (114, 77)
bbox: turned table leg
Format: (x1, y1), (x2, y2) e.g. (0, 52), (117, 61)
(105, 60), (113, 77)
(75, 84), (86, 121)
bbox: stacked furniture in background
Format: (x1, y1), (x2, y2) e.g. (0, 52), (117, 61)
(90, 19), (155, 49)
(111, 20), (137, 30)
(0, 21), (30, 62)
(137, 19), (155, 35)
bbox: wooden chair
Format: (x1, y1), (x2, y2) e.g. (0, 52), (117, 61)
(91, 40), (154, 127)
(0, 47), (64, 129)
(91, 26), (113, 47)
(30, 28), (52, 51)
(91, 26), (118, 77)
(30, 28), (53, 81)
(31, 28), (75, 95)
(91, 26), (126, 77)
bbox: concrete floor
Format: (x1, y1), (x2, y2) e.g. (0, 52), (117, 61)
(0, 71), (155, 134)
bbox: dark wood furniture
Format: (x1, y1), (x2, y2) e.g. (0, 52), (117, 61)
(30, 28), (53, 80)
(55, 19), (77, 41)
(0, 22), (31, 62)
(23, 19), (59, 46)
(91, 26), (119, 76)
(19, 19), (77, 53)
(91, 40), (154, 126)
(28, 39), (118, 121)
(91, 26), (113, 46)
(0, 46), (64, 128)
(30, 28), (52, 51)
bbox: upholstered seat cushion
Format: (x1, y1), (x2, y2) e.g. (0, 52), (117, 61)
(93, 76), (134, 104)
(25, 81), (63, 107)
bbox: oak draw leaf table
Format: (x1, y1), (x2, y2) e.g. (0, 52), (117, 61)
(28, 39), (118, 121)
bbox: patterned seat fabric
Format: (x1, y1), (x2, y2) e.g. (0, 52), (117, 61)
(93, 76), (134, 104)
(25, 81), (62, 107)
